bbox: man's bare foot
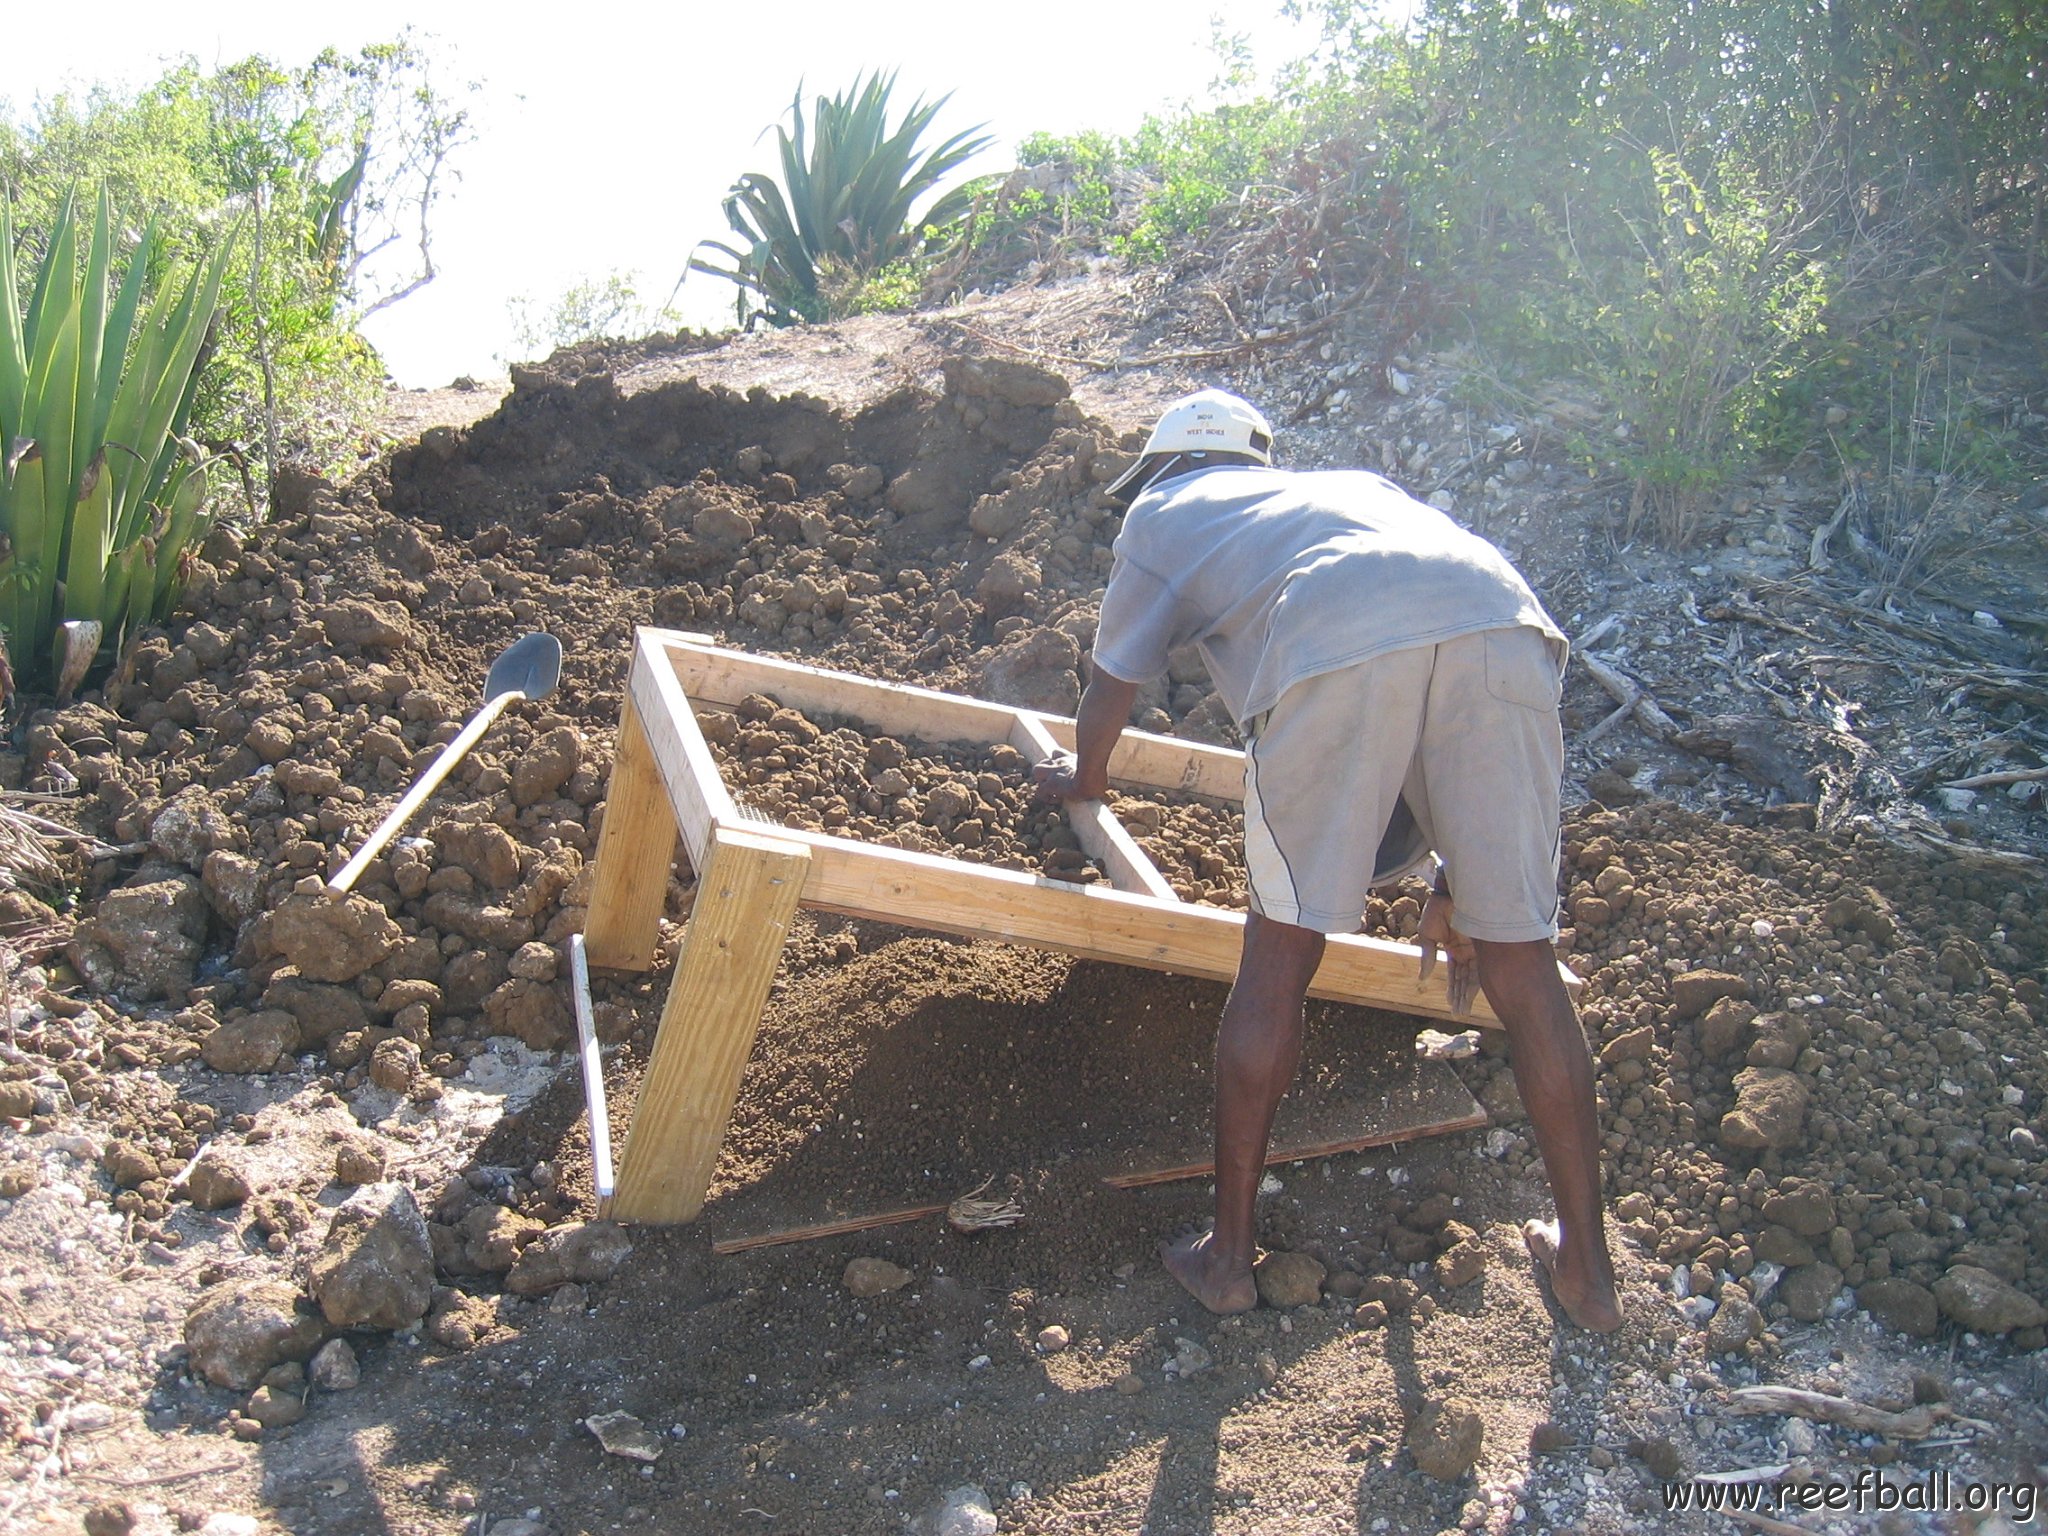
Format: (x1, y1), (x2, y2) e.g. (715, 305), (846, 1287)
(1160, 1228), (1258, 1315)
(1522, 1219), (1623, 1332)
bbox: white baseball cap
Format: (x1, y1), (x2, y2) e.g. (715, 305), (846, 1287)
(1105, 388), (1275, 503)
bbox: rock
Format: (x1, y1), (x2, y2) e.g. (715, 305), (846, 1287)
(318, 598), (412, 649)
(842, 1256), (914, 1298)
(1672, 969), (1749, 1019)
(505, 1220), (632, 1295)
(1171, 1337), (1213, 1376)
(1598, 1026), (1655, 1065)
(199, 843), (268, 925)
(308, 1338), (360, 1391)
(183, 1147), (255, 1211)
(67, 873), (208, 1000)
(421, 893), (533, 950)
(1755, 1225), (1817, 1267)
(1698, 997), (1757, 1060)
(367, 1036), (421, 1093)
(513, 727), (582, 807)
(1435, 1234), (1488, 1288)
(1858, 1278), (1939, 1338)
(1745, 1013), (1811, 1069)
(1630, 1437), (1683, 1479)
(184, 1279), (328, 1390)
(455, 1204), (546, 1273)
(1760, 1181), (1836, 1237)
(244, 1384), (305, 1430)
(482, 978), (571, 1049)
(1113, 1370), (1144, 1395)
(1780, 1262), (1844, 1322)
(1353, 1300), (1389, 1328)
(921, 1484), (998, 1536)
(271, 891), (403, 983)
(201, 1011), (299, 1073)
(83, 1501), (136, 1536)
(508, 941), (559, 982)
(150, 787), (234, 872)
(1406, 1400), (1483, 1481)
(585, 1411), (664, 1463)
(1036, 1324), (1070, 1354)
(975, 552), (1043, 619)
(439, 821), (522, 888)
(102, 1142), (158, 1188)
(980, 627), (1081, 714)
(263, 976), (370, 1043)
(334, 1139), (386, 1186)
(1719, 1066), (1808, 1151)
(1706, 1293), (1762, 1353)
(425, 1290), (495, 1351)
(1932, 1266), (2046, 1335)
(307, 1183), (436, 1331)
(1253, 1250), (1326, 1308)
(0, 1080), (36, 1119)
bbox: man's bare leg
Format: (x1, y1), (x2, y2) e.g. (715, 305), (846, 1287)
(1472, 938), (1623, 1331)
(1162, 912), (1326, 1314)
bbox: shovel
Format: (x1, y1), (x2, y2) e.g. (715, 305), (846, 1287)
(328, 632), (564, 894)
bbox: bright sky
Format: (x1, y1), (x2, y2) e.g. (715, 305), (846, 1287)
(1, 2), (1332, 387)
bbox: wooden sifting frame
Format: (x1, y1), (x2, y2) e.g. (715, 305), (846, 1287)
(584, 629), (1569, 1225)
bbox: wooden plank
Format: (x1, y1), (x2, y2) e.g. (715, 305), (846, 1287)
(631, 629), (735, 874)
(710, 1204), (948, 1255)
(610, 826), (810, 1224)
(775, 826), (1516, 1026)
(1008, 712), (1179, 902)
(582, 694), (681, 971)
(653, 629), (1247, 799)
(1103, 1054), (1487, 1187)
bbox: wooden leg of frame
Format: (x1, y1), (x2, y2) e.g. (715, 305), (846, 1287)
(609, 826), (810, 1224)
(584, 695), (681, 971)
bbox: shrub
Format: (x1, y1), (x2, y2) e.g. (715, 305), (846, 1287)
(691, 73), (991, 328)
(0, 191), (235, 693)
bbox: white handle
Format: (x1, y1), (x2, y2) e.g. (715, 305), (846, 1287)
(327, 691), (520, 894)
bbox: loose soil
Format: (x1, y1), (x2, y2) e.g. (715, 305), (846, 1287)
(0, 269), (2043, 1536)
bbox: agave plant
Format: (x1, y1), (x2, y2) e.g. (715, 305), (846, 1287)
(691, 72), (991, 327)
(0, 190), (235, 693)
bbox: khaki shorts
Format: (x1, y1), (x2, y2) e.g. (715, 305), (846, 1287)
(1242, 626), (1565, 941)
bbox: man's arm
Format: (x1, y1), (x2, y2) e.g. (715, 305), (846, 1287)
(1031, 668), (1141, 802)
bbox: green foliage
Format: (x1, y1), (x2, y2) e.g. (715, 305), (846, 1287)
(691, 72), (992, 328)
(0, 36), (472, 485)
(0, 191), (235, 690)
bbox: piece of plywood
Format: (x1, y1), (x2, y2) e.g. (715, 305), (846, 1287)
(778, 826), (1502, 1025)
(610, 826), (810, 1224)
(583, 695), (681, 971)
(1008, 712), (1178, 902)
(632, 629), (737, 874)
(1102, 1055), (1487, 1188)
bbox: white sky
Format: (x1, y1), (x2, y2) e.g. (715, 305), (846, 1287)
(2, 2), (1331, 386)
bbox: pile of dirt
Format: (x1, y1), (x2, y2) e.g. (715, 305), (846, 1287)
(0, 320), (2042, 1534)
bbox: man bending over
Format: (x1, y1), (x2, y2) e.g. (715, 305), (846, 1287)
(1034, 389), (1621, 1331)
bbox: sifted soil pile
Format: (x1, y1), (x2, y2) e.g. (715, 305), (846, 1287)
(0, 319), (2041, 1536)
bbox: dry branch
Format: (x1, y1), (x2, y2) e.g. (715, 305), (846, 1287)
(1724, 1385), (1992, 1439)
(1941, 765), (2048, 790)
(1576, 652), (1678, 742)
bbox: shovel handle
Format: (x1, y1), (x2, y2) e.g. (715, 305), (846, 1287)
(327, 690), (522, 894)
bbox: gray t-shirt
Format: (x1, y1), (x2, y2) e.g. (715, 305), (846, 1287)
(1092, 465), (1566, 725)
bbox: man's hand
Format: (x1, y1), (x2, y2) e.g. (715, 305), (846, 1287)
(1417, 887), (1479, 1016)
(1031, 752), (1106, 804)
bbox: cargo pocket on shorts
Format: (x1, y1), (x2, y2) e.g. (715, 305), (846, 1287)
(1482, 627), (1562, 711)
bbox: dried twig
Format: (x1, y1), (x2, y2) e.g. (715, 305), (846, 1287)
(1725, 1384), (1993, 1439)
(1941, 765), (2048, 790)
(1577, 652), (1679, 742)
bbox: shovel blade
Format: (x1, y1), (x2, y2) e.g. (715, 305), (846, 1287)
(486, 632), (562, 703)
